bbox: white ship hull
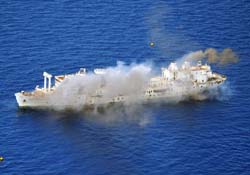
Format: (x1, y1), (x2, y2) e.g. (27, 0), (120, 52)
(15, 61), (226, 110)
(15, 84), (221, 109)
(15, 92), (49, 108)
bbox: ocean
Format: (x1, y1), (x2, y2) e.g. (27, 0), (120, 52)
(0, 0), (250, 174)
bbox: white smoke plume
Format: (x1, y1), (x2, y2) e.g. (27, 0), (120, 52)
(17, 58), (232, 126)
(48, 62), (154, 111)
(45, 54), (231, 114)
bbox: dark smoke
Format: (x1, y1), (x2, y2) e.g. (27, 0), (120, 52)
(185, 48), (239, 65)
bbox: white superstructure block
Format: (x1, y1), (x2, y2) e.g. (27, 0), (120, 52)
(168, 62), (178, 71)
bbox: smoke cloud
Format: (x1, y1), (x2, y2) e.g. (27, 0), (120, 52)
(48, 62), (154, 111)
(45, 53), (231, 114)
(184, 48), (239, 65)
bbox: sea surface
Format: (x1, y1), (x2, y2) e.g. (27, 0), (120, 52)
(1, 0), (250, 174)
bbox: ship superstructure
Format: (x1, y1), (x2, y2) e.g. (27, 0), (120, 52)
(15, 61), (226, 109)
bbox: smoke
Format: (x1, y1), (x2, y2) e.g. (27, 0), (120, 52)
(46, 56), (231, 114)
(48, 62), (154, 111)
(43, 43), (236, 114)
(183, 48), (239, 65)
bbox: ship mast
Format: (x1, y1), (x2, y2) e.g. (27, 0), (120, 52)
(43, 72), (52, 92)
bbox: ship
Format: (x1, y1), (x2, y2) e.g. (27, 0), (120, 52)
(15, 61), (226, 109)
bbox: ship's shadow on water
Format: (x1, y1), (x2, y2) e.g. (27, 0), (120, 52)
(15, 98), (223, 126)
(15, 103), (151, 125)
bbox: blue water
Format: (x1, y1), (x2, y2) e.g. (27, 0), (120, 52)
(1, 0), (250, 174)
